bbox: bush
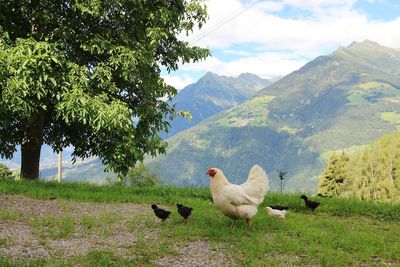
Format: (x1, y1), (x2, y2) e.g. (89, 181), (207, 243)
(0, 163), (15, 180)
(124, 163), (160, 187)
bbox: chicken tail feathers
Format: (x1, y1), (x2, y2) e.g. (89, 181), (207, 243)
(241, 165), (269, 205)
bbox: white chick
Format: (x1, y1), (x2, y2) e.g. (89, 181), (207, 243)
(265, 206), (287, 219)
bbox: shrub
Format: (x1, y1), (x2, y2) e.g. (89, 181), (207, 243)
(0, 163), (15, 180)
(124, 163), (160, 187)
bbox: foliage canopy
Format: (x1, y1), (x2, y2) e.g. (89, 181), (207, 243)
(317, 152), (349, 197)
(0, 0), (210, 178)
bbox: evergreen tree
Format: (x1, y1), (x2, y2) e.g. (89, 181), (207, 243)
(346, 135), (400, 202)
(317, 131), (400, 203)
(317, 152), (349, 197)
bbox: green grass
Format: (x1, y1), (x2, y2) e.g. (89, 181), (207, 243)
(0, 238), (10, 246)
(29, 216), (75, 239)
(1, 178), (400, 266)
(381, 112), (400, 124)
(0, 178), (212, 204)
(0, 208), (22, 221)
(355, 81), (395, 90)
(217, 96), (274, 127)
(347, 92), (369, 105)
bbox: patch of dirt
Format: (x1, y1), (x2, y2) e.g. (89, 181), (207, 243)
(46, 231), (137, 258)
(0, 194), (234, 266)
(0, 194), (148, 219)
(154, 240), (234, 267)
(0, 221), (50, 258)
(0, 194), (149, 260)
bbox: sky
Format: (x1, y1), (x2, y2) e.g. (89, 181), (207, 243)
(162, 0), (400, 89)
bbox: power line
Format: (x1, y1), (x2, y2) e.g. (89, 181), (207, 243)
(189, 0), (261, 45)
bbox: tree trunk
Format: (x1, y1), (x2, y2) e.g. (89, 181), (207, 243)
(21, 111), (45, 179)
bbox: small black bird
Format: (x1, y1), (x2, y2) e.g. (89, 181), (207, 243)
(300, 195), (320, 210)
(151, 204), (171, 221)
(177, 203), (193, 223)
(268, 205), (289, 211)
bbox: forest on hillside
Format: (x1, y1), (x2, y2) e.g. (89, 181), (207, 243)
(318, 131), (400, 203)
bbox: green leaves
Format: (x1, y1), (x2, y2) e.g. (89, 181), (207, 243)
(0, 0), (210, 177)
(0, 38), (64, 119)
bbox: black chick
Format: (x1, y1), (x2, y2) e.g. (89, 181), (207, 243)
(177, 204), (193, 223)
(300, 195), (320, 210)
(269, 205), (289, 211)
(151, 204), (171, 221)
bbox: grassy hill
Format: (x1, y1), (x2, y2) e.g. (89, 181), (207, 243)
(148, 40), (400, 192)
(1, 179), (400, 266)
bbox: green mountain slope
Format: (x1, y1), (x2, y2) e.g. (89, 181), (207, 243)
(148, 40), (400, 192)
(163, 72), (271, 138)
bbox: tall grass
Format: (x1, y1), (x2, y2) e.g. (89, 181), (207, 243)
(1, 179), (399, 221)
(0, 178), (211, 203)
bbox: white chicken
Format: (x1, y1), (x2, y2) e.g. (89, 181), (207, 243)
(207, 165), (269, 226)
(265, 207), (287, 219)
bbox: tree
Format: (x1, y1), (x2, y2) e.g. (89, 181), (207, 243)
(317, 152), (349, 197)
(318, 131), (400, 203)
(346, 141), (400, 202)
(125, 162), (160, 187)
(0, 0), (209, 179)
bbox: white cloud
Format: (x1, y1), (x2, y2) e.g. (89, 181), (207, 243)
(283, 0), (357, 10)
(162, 75), (195, 90)
(222, 49), (254, 56)
(181, 51), (307, 79)
(176, 0), (400, 82)
(190, 0), (387, 50)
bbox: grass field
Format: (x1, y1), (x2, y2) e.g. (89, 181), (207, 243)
(381, 112), (400, 125)
(1, 178), (400, 266)
(217, 96), (274, 127)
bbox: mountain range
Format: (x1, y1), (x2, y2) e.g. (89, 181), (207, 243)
(3, 40), (400, 192)
(147, 40), (400, 192)
(163, 72), (271, 138)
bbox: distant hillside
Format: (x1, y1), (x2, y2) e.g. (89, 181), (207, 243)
(148, 40), (400, 192)
(163, 72), (271, 138)
(39, 158), (114, 184)
(318, 131), (400, 203)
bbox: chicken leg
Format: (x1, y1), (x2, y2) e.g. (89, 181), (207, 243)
(246, 218), (252, 226)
